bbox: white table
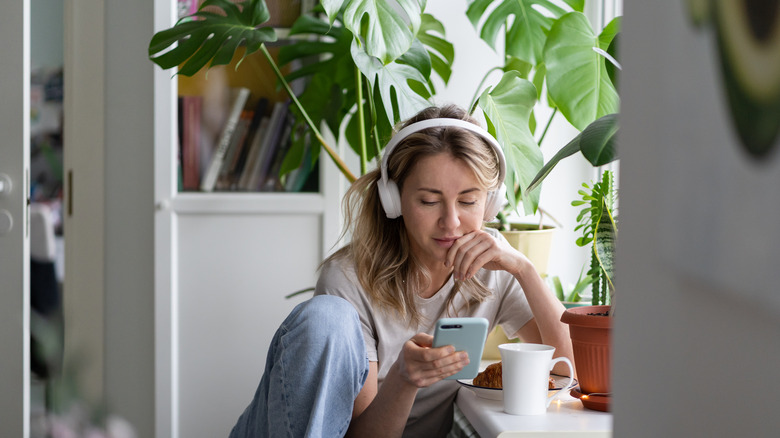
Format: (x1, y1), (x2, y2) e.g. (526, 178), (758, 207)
(456, 386), (612, 438)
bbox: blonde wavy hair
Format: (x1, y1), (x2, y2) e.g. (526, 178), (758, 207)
(326, 105), (503, 325)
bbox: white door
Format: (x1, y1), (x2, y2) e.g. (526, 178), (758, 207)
(0, 1), (31, 436)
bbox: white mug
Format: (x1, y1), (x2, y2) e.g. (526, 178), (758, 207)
(499, 343), (575, 415)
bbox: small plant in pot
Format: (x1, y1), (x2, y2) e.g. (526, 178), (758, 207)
(527, 112), (619, 411)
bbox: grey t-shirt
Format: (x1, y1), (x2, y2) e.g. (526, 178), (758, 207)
(314, 229), (534, 437)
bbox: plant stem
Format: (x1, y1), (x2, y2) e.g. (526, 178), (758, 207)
(260, 44), (357, 183)
(355, 65), (368, 175)
(538, 107), (558, 147)
(467, 66), (503, 114)
(365, 76), (382, 160)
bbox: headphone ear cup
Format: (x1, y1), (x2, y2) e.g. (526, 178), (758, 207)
(483, 184), (506, 222)
(378, 178), (402, 219)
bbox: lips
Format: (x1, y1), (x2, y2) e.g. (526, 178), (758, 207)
(434, 236), (459, 248)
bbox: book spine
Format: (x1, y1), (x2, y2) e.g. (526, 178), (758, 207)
(237, 117), (271, 190)
(253, 101), (291, 190)
(200, 87), (251, 192)
(216, 111), (252, 190)
(181, 96), (202, 191)
(230, 98), (269, 187)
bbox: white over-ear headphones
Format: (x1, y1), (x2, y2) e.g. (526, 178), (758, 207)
(377, 118), (507, 221)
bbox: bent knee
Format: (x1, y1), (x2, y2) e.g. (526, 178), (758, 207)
(293, 295), (360, 337)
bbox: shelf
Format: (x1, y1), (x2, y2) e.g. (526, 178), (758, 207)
(168, 191), (325, 215)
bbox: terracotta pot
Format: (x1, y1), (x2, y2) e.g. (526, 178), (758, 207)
(560, 305), (612, 396)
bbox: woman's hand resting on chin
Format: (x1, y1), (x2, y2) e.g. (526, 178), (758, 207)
(444, 229), (529, 281)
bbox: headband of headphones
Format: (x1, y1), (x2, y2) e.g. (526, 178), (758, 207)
(380, 118), (506, 189)
(378, 118), (507, 219)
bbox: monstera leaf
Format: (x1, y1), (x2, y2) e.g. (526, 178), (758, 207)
(544, 12), (620, 130)
(466, 0), (584, 66)
(279, 9), (443, 162)
(322, 0), (425, 65)
(148, 0), (276, 76)
(526, 113), (619, 193)
(352, 40), (433, 128)
(478, 71), (543, 215)
(418, 13), (455, 89)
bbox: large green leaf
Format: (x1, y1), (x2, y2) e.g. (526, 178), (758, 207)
(544, 12), (619, 130)
(352, 40), (432, 125)
(148, 0), (276, 76)
(466, 0), (583, 65)
(478, 71), (542, 215)
(526, 113), (618, 192)
(580, 113), (618, 166)
(417, 13), (454, 87)
(323, 0), (425, 65)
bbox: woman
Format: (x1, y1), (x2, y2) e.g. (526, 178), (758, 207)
(230, 105), (572, 438)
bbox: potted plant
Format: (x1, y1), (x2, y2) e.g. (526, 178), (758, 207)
(528, 129), (618, 411)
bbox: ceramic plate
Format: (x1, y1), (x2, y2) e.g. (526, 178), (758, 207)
(457, 374), (577, 400)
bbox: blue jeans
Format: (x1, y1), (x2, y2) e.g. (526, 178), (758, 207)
(229, 295), (369, 438)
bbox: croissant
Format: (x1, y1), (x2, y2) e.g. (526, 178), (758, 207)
(473, 361), (502, 388)
(472, 362), (556, 389)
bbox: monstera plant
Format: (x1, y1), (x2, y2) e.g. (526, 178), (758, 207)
(148, 0), (620, 218)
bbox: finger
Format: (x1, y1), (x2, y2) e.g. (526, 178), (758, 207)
(454, 237), (494, 280)
(449, 234), (480, 278)
(445, 232), (475, 268)
(411, 332), (434, 348)
(415, 351), (470, 386)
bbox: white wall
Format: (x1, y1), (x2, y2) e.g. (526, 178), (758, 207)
(616, 1), (780, 436)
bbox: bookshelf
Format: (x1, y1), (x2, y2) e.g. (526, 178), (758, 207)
(154, 1), (344, 437)
(176, 1), (317, 194)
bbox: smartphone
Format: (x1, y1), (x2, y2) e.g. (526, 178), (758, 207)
(432, 317), (489, 380)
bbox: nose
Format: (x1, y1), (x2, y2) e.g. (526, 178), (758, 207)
(439, 202), (460, 231)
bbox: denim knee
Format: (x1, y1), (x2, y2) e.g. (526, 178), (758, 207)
(288, 295), (361, 341)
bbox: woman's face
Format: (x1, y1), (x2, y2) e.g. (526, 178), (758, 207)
(400, 153), (487, 270)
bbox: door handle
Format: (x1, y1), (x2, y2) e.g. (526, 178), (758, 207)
(0, 173), (11, 195)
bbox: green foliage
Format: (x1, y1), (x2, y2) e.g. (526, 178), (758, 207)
(467, 3), (620, 216)
(466, 0), (584, 66)
(548, 266), (595, 303)
(573, 170), (617, 305)
(149, 0), (276, 76)
(148, 0), (621, 214)
(526, 113), (619, 193)
(478, 71), (542, 215)
(544, 13), (620, 130)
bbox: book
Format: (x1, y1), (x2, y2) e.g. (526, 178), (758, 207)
(260, 112), (294, 191)
(200, 87), (251, 192)
(215, 110), (252, 190)
(180, 95), (202, 191)
(228, 97), (269, 188)
(250, 101), (291, 190)
(240, 101), (289, 190)
(237, 117), (271, 190)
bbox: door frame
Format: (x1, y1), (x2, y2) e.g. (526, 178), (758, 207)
(0, 1), (30, 436)
(62, 0), (107, 404)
